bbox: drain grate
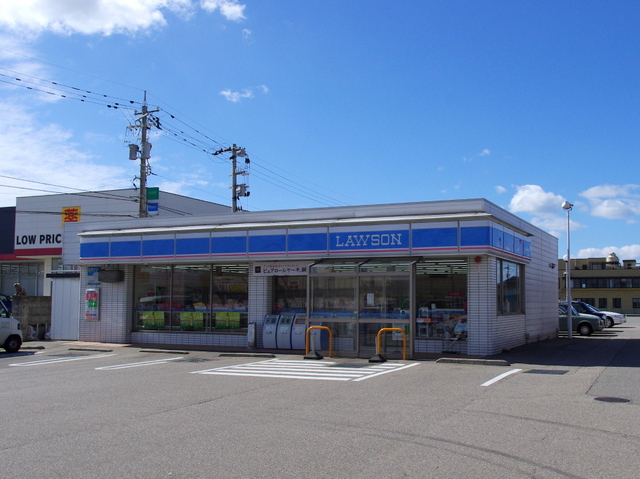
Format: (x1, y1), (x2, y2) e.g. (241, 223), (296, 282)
(524, 369), (569, 375)
(595, 396), (631, 403)
(47, 353), (90, 358)
(174, 358), (215, 363)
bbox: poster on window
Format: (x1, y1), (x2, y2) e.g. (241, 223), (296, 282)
(85, 288), (99, 321)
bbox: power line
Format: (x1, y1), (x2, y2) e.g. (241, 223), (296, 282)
(0, 47), (144, 93)
(0, 64), (358, 209)
(0, 175), (195, 216)
(0, 71), (140, 111)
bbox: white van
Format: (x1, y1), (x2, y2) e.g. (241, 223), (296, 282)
(0, 301), (22, 353)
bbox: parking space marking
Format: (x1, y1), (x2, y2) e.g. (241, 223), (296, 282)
(480, 368), (523, 387)
(96, 357), (184, 370)
(9, 353), (117, 367)
(192, 359), (419, 381)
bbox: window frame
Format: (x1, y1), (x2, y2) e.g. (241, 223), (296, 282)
(496, 259), (524, 315)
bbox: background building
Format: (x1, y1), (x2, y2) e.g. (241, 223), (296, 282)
(1, 189), (231, 339)
(558, 252), (640, 314)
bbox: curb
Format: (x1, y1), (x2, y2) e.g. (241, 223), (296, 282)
(69, 348), (114, 353)
(140, 349), (190, 355)
(219, 352), (276, 358)
(436, 358), (511, 366)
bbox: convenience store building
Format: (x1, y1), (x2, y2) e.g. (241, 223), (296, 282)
(62, 198), (559, 358)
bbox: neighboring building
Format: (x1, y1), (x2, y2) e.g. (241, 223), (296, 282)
(1, 204), (45, 298)
(0, 189), (231, 339)
(559, 252), (640, 315)
(62, 198), (559, 357)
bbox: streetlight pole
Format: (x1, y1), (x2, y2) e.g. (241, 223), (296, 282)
(562, 200), (573, 339)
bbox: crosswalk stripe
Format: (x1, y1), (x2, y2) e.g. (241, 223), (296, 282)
(192, 359), (419, 381)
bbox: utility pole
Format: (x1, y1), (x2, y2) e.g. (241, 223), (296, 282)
(213, 144), (250, 212)
(128, 91), (159, 217)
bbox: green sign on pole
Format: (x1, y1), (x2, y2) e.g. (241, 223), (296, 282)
(146, 187), (159, 201)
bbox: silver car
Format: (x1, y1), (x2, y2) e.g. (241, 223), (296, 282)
(558, 305), (604, 336)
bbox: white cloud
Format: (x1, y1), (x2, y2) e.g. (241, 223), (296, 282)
(578, 184), (640, 222)
(220, 85), (269, 102)
(525, 216), (572, 239)
(220, 89), (253, 102)
(507, 185), (584, 238)
(0, 101), (129, 206)
(577, 245), (640, 261)
(462, 148), (490, 162)
(580, 184), (640, 200)
(590, 199), (640, 221)
(508, 184), (566, 216)
(0, 0), (245, 36)
(495, 185), (507, 194)
(200, 0), (246, 21)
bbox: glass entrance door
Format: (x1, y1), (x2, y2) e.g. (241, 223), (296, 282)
(309, 260), (412, 358)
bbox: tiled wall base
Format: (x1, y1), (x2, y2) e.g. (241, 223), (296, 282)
(415, 339), (468, 355)
(131, 332), (247, 348)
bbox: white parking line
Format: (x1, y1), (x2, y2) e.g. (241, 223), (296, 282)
(96, 357), (184, 370)
(480, 368), (523, 387)
(9, 353), (116, 367)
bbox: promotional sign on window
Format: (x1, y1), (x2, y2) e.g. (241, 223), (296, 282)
(85, 288), (99, 321)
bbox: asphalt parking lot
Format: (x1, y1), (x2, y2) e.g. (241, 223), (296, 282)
(2, 318), (640, 479)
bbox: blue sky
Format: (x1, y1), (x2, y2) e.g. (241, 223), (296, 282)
(0, 1), (639, 261)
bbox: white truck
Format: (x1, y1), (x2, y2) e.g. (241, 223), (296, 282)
(0, 301), (22, 353)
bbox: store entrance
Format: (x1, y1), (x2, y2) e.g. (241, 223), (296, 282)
(309, 259), (412, 359)
(358, 321), (409, 359)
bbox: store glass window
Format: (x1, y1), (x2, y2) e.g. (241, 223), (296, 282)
(211, 264), (248, 329)
(273, 276), (306, 313)
(416, 259), (467, 339)
(172, 265), (210, 331)
(0, 261), (44, 296)
(133, 264), (248, 332)
(359, 275), (410, 319)
(613, 298), (621, 308)
(496, 260), (523, 314)
(134, 266), (172, 330)
(52, 258), (80, 272)
(598, 298), (607, 309)
(310, 275), (356, 318)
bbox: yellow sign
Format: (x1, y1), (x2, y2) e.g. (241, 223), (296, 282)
(62, 207), (81, 223)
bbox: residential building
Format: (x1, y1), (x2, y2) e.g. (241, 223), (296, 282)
(558, 252), (640, 314)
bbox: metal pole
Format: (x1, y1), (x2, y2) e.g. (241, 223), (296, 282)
(564, 203), (572, 339)
(231, 144), (238, 212)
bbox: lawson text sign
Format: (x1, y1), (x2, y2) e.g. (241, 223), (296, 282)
(329, 230), (409, 253)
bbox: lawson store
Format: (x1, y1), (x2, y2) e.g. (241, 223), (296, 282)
(62, 198), (559, 358)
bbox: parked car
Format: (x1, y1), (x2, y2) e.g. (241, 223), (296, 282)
(578, 303), (626, 328)
(558, 305), (604, 336)
(564, 301), (626, 328)
(0, 300), (22, 353)
(0, 293), (11, 313)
